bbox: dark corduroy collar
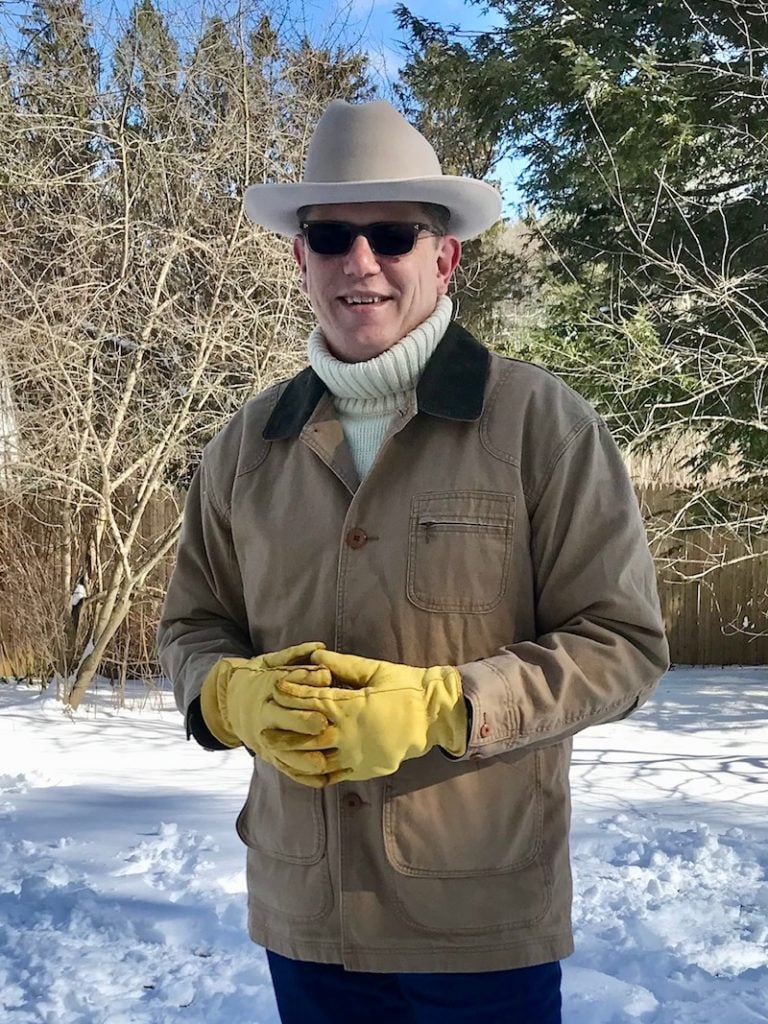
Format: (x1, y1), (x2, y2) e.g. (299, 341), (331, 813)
(262, 320), (490, 441)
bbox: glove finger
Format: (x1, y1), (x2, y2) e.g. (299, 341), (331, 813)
(310, 650), (376, 686)
(274, 741), (348, 770)
(281, 667), (332, 687)
(273, 748), (331, 774)
(231, 667), (328, 688)
(275, 760), (353, 788)
(210, 657), (252, 682)
(261, 725), (339, 751)
(261, 700), (330, 735)
(273, 763), (329, 789)
(269, 753), (343, 789)
(274, 680), (359, 707)
(265, 737), (349, 776)
(262, 641), (326, 668)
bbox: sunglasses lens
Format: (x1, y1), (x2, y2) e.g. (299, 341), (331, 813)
(367, 224), (416, 256)
(304, 222), (352, 256)
(303, 222), (420, 256)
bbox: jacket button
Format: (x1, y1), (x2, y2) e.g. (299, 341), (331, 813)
(346, 528), (368, 550)
(469, 753), (483, 762)
(479, 723), (491, 738)
(344, 793), (363, 810)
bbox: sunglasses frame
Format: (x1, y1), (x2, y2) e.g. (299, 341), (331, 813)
(299, 220), (443, 257)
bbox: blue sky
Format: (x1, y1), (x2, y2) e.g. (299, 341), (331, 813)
(311, 0), (502, 83)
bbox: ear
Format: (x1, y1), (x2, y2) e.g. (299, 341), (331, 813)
(292, 235), (308, 293)
(435, 235), (462, 295)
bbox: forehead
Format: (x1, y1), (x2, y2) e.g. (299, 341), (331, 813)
(301, 200), (427, 223)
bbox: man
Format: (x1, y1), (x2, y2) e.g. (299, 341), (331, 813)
(158, 99), (669, 1023)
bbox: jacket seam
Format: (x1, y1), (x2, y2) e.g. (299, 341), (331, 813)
(479, 363), (522, 468)
(204, 386), (285, 519)
(201, 459), (231, 528)
(480, 365), (599, 512)
(234, 443), (271, 482)
(234, 384), (286, 481)
(340, 930), (572, 955)
(529, 414), (599, 514)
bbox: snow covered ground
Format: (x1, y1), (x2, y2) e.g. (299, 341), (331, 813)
(1, 666), (766, 1023)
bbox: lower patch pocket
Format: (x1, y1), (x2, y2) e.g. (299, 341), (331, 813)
(383, 749), (542, 877)
(236, 762), (332, 921)
(382, 750), (549, 933)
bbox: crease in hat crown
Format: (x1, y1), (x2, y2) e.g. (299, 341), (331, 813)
(243, 99), (502, 242)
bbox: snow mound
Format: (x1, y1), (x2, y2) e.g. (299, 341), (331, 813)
(1, 668), (766, 1023)
(575, 816), (767, 976)
(0, 828), (276, 1023)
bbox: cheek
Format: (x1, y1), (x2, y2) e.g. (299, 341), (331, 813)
(306, 269), (330, 305)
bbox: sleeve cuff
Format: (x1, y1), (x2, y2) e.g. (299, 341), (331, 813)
(456, 659), (519, 759)
(186, 695), (233, 751)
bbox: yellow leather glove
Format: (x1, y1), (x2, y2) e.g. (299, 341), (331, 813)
(265, 650), (468, 783)
(200, 642), (338, 786)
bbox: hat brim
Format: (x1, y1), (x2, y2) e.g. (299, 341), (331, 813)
(243, 176), (502, 242)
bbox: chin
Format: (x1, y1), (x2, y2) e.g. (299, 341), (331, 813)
(338, 336), (397, 361)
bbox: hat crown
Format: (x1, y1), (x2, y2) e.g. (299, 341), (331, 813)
(304, 100), (443, 184)
(243, 98), (502, 240)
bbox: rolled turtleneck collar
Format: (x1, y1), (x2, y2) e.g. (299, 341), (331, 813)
(307, 295), (453, 409)
(305, 295), (453, 479)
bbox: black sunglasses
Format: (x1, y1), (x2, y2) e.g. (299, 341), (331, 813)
(299, 220), (442, 257)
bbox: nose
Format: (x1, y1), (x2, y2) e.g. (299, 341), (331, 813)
(342, 232), (381, 276)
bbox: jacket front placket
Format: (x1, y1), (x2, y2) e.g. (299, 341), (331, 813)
(296, 390), (425, 962)
(298, 391), (419, 656)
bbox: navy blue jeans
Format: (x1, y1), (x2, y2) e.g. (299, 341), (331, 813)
(266, 950), (562, 1024)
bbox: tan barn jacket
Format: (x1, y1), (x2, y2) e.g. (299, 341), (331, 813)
(158, 321), (669, 973)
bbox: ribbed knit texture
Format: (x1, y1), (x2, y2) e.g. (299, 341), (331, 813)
(307, 296), (453, 478)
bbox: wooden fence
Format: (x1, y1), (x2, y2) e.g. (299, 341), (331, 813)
(636, 482), (767, 666)
(1, 483), (766, 676)
(652, 530), (767, 666)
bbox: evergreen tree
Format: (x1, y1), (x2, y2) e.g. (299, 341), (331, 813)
(10, 0), (101, 276)
(17, 0), (101, 178)
(112, 0), (179, 140)
(399, 1), (768, 525)
(396, 53), (522, 340)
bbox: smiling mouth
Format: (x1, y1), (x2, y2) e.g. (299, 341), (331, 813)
(340, 296), (389, 306)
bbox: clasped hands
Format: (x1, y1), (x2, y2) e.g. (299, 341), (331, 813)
(200, 642), (468, 788)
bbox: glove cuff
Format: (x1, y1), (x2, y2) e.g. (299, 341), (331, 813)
(200, 661), (243, 749)
(425, 666), (468, 757)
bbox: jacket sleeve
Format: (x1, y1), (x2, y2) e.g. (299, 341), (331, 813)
(458, 417), (669, 759)
(157, 458), (254, 739)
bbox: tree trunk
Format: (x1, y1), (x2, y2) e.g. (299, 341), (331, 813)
(66, 589), (133, 711)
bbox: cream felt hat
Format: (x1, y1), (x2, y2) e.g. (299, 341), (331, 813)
(243, 100), (502, 241)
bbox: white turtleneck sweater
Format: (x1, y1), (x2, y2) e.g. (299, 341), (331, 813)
(307, 295), (453, 479)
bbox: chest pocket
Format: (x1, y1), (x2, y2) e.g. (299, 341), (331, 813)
(407, 491), (514, 613)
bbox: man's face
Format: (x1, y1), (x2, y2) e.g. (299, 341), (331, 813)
(292, 201), (461, 363)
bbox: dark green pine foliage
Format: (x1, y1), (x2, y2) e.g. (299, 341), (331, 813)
(112, 0), (179, 140)
(16, 0), (101, 175)
(12, 1), (102, 272)
(398, 1), (768, 526)
(395, 30), (522, 341)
